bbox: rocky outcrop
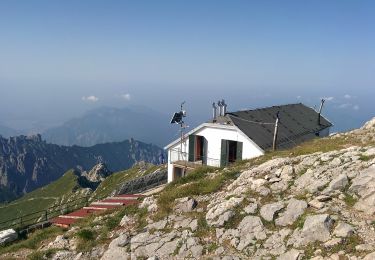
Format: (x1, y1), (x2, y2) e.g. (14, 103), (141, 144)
(81, 163), (112, 183)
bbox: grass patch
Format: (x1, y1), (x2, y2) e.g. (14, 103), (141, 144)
(207, 243), (219, 253)
(195, 214), (209, 236)
(155, 166), (239, 219)
(324, 235), (363, 256)
(359, 155), (374, 161)
(28, 249), (58, 260)
(343, 193), (358, 207)
(76, 229), (97, 252)
(0, 226), (63, 255)
(290, 212), (308, 230)
(77, 229), (95, 240)
(0, 170), (80, 225)
(223, 201), (247, 230)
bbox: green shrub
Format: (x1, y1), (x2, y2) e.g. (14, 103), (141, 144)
(77, 229), (95, 241)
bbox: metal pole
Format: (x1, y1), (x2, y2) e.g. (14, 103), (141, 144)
(318, 99), (325, 125)
(273, 112), (280, 151)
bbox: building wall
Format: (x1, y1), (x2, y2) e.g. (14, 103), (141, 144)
(167, 124), (264, 182)
(319, 127), (330, 137)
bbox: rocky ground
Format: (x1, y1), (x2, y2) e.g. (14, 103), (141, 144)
(2, 118), (375, 260)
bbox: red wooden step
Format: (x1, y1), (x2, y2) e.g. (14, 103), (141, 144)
(116, 194), (143, 198)
(51, 217), (78, 226)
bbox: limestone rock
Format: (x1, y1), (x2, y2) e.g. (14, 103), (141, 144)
(244, 203), (258, 214)
(119, 215), (136, 227)
(327, 174), (348, 192)
(147, 220), (167, 230)
(308, 199), (324, 209)
(349, 165), (375, 214)
(174, 197), (198, 213)
(276, 199), (307, 226)
(277, 249), (303, 260)
(236, 216), (266, 251)
(46, 235), (70, 250)
(333, 222), (354, 238)
(363, 252), (375, 260)
(52, 250), (76, 260)
(206, 197), (243, 227)
(289, 214), (334, 247)
(139, 196), (158, 213)
(260, 202), (284, 222)
(324, 238), (342, 247)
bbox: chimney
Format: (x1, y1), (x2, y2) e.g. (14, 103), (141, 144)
(318, 99), (325, 125)
(217, 100), (223, 116)
(212, 102), (217, 120)
(222, 99), (227, 115)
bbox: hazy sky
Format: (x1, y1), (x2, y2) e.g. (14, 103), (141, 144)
(0, 1), (374, 132)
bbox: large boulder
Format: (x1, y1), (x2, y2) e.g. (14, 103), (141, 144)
(139, 196), (158, 213)
(174, 197), (198, 213)
(349, 166), (375, 214)
(333, 222), (354, 238)
(326, 173), (348, 192)
(276, 199), (307, 226)
(288, 214), (334, 247)
(101, 233), (130, 260)
(260, 202), (284, 222)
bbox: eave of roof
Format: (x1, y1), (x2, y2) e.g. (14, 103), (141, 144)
(164, 122), (237, 150)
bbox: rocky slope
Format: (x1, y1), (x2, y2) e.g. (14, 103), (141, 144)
(2, 117), (375, 260)
(0, 134), (164, 203)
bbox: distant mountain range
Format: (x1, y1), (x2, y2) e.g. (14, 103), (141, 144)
(0, 134), (164, 203)
(42, 106), (175, 147)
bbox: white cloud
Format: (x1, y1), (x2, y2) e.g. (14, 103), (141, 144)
(296, 95), (302, 99)
(344, 94), (351, 99)
(337, 103), (360, 111)
(322, 96), (334, 101)
(120, 93), (131, 101)
(82, 95), (99, 102)
(337, 103), (351, 109)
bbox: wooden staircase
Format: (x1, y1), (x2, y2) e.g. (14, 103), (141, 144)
(51, 194), (142, 228)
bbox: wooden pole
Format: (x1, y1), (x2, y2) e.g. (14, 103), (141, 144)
(273, 112), (280, 151)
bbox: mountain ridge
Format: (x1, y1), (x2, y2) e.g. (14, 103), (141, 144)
(0, 134), (164, 203)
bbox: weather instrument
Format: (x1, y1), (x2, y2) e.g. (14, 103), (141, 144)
(170, 102), (188, 159)
(170, 102), (186, 125)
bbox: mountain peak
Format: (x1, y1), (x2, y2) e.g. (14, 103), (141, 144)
(81, 163), (112, 183)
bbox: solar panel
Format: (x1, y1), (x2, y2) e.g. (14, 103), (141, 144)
(170, 112), (183, 124)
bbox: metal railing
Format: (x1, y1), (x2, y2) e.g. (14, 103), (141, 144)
(169, 148), (221, 167)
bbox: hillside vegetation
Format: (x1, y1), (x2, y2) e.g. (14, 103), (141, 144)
(1, 117), (375, 260)
(0, 163), (164, 229)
